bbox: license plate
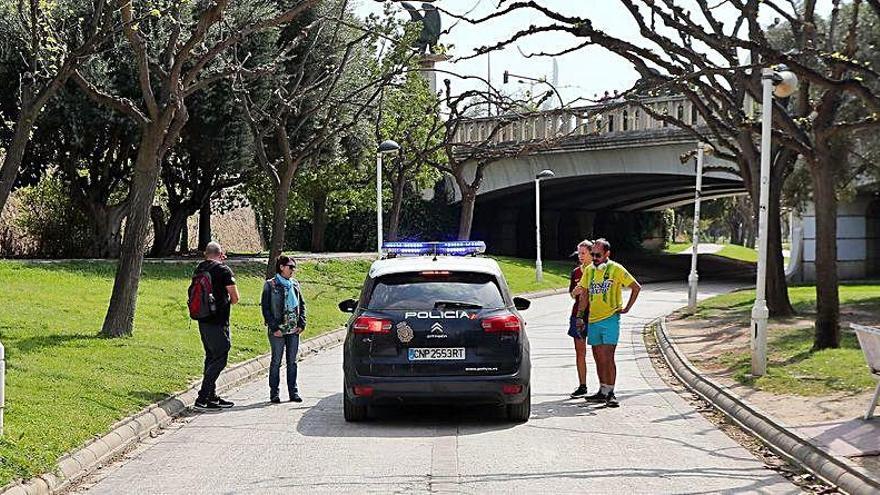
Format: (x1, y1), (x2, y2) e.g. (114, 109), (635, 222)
(408, 347), (466, 361)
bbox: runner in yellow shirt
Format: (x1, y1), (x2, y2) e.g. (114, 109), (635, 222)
(572, 238), (641, 407)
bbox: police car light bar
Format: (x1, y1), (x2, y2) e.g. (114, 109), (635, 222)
(382, 241), (486, 257)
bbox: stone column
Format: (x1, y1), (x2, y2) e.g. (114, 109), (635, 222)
(419, 53), (452, 94)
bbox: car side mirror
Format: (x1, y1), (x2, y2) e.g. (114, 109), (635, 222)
(338, 299), (357, 313)
(513, 297), (531, 311)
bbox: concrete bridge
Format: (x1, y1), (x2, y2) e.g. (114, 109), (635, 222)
(450, 94), (880, 281)
(452, 95), (744, 258)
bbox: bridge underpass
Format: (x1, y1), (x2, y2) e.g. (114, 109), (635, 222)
(471, 172), (743, 261)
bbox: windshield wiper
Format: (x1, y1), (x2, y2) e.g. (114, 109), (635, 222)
(433, 300), (483, 310)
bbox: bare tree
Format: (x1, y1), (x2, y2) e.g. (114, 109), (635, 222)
(453, 1), (880, 346)
(73, 0), (320, 337)
(237, 0), (396, 277)
(0, 0), (114, 214)
(414, 77), (561, 240)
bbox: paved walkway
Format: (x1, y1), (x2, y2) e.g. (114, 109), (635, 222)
(674, 243), (725, 255)
(75, 282), (796, 494)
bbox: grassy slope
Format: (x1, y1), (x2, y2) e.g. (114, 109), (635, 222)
(0, 255), (574, 484)
(695, 284), (880, 395)
(715, 243), (758, 263)
(0, 260), (370, 483)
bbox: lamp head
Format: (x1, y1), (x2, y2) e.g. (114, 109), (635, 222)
(378, 139), (401, 154)
(772, 65), (799, 98)
(536, 169), (555, 180)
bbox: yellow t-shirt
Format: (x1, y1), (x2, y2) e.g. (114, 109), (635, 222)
(578, 260), (636, 323)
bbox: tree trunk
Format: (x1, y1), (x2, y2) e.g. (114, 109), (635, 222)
(310, 191), (328, 252)
(455, 174), (477, 241)
(198, 201), (212, 251)
(766, 183), (794, 317)
(180, 218), (189, 252)
(149, 206), (167, 257)
(150, 207), (191, 257)
(101, 128), (164, 338)
(387, 173), (406, 242)
(86, 202), (128, 259)
(810, 158), (840, 349)
(265, 161), (299, 279)
(0, 112), (38, 214)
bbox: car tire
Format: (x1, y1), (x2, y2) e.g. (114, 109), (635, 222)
(506, 387), (531, 422)
(344, 394), (368, 422)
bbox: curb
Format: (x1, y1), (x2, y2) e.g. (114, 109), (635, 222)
(652, 317), (880, 495)
(1, 285), (568, 495)
(0, 328), (346, 495)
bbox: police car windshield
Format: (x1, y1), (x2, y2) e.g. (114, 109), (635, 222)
(366, 272), (505, 311)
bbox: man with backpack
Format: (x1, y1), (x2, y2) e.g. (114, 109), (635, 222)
(189, 241), (240, 410)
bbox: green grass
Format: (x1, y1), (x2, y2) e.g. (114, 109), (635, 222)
(0, 259), (370, 485)
(715, 243), (758, 263)
(695, 284), (880, 320)
(664, 243), (691, 254)
(662, 242), (775, 264)
(717, 327), (875, 395)
(0, 255), (570, 485)
(492, 256), (573, 294)
(693, 283), (880, 395)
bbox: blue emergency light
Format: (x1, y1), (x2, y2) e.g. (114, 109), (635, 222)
(382, 241), (486, 257)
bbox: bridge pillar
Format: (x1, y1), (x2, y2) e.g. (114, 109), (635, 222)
(541, 210), (561, 260)
(495, 207), (519, 255)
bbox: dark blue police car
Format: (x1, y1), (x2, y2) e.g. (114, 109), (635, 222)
(338, 242), (532, 422)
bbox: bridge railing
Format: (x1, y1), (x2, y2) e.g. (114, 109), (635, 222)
(453, 94), (703, 146)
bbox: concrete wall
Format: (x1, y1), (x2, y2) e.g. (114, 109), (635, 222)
(799, 192), (880, 281)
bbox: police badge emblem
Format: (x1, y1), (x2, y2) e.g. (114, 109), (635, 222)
(396, 321), (414, 343)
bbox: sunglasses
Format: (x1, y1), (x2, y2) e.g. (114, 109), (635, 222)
(590, 252), (603, 258)
(284, 264), (296, 268)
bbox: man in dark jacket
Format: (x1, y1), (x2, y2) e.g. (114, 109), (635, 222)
(261, 255), (307, 403)
(194, 241), (240, 410)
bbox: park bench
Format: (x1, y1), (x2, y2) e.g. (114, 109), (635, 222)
(851, 324), (880, 420)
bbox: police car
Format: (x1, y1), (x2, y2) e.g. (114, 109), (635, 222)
(338, 241), (532, 422)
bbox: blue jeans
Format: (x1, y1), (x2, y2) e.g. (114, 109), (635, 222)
(268, 332), (300, 399)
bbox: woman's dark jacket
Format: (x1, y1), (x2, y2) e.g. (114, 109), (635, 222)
(260, 278), (307, 334)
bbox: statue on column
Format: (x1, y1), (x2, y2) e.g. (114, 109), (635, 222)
(400, 2), (442, 54)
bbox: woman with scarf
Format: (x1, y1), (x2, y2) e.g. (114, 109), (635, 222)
(261, 255), (307, 403)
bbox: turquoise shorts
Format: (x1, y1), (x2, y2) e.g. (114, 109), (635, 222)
(588, 313), (620, 346)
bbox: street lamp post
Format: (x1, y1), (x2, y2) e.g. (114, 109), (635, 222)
(687, 142), (712, 312)
(534, 169), (555, 282)
(376, 140), (401, 257)
(751, 66), (798, 376)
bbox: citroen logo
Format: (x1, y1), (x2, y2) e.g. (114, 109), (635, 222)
(430, 322), (444, 334)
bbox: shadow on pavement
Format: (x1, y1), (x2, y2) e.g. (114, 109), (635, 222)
(296, 393), (518, 438)
(616, 252), (755, 284)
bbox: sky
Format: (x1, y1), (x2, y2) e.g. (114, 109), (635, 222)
(354, 0), (835, 107)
